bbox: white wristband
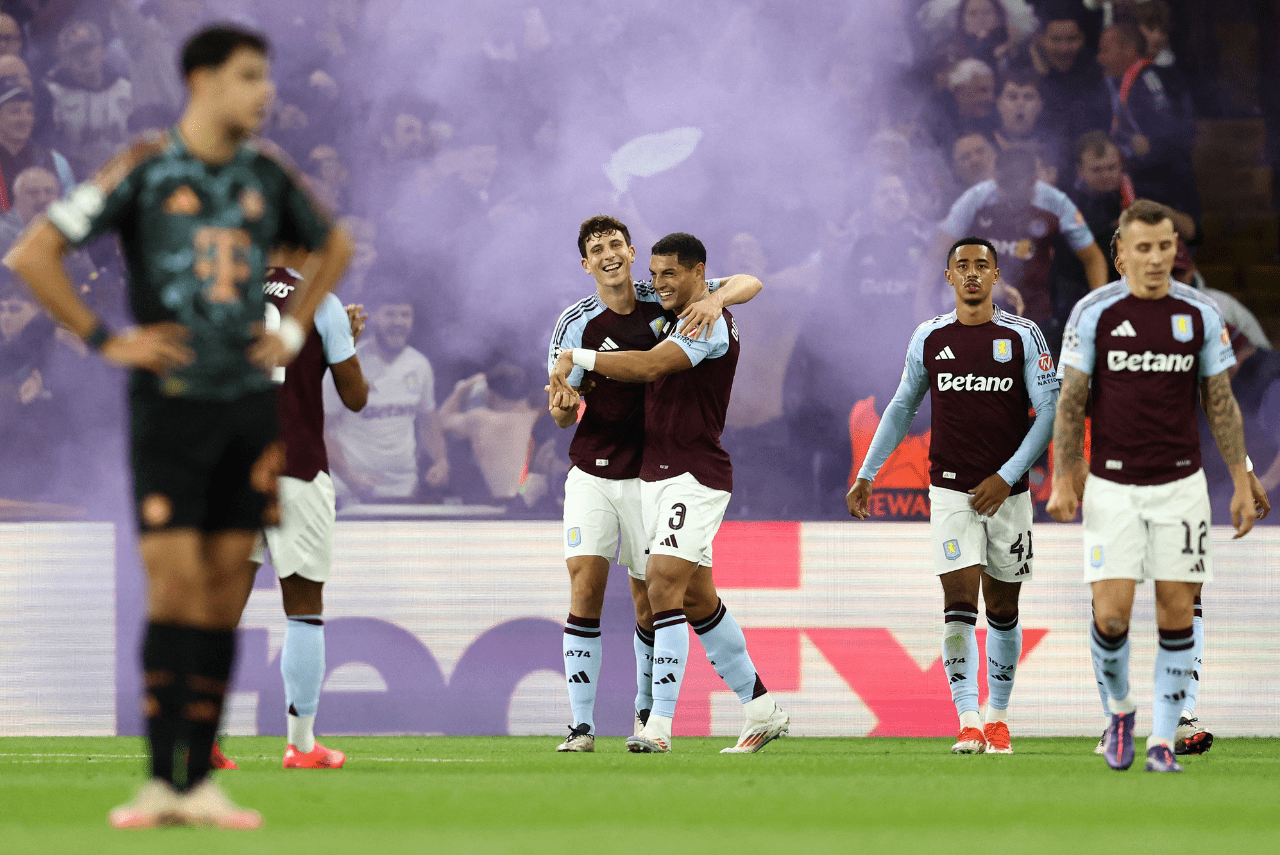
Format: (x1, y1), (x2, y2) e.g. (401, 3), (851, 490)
(571, 348), (597, 372)
(277, 315), (305, 357)
(1246, 455), (1254, 473)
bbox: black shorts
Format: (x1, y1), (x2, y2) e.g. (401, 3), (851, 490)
(130, 388), (280, 533)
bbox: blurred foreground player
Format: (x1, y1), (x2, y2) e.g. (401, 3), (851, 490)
(551, 232), (789, 754)
(1049, 201), (1255, 773)
(247, 260), (367, 768)
(848, 238), (1059, 754)
(4, 25), (351, 825)
(547, 215), (763, 751)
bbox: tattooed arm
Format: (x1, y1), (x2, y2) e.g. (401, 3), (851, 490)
(1046, 365), (1091, 522)
(1201, 371), (1258, 537)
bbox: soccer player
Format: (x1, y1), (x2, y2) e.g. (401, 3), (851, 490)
(1083, 231), (1271, 758)
(1048, 200), (1257, 773)
(4, 25), (351, 826)
(547, 216), (765, 752)
(847, 237), (1059, 754)
(248, 259), (368, 768)
(550, 232), (789, 755)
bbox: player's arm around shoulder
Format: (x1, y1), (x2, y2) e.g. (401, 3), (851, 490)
(678, 274), (762, 339)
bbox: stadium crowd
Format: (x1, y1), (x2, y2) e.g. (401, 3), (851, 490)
(0, 0), (1276, 523)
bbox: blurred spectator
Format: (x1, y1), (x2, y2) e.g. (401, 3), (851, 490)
(110, 0), (204, 119)
(42, 20), (133, 174)
(0, 13), (21, 58)
(305, 142), (349, 213)
(917, 0), (1039, 70)
(438, 363), (552, 509)
(1126, 0), (1189, 100)
(993, 68), (1064, 184)
(1097, 18), (1198, 217)
(1019, 2), (1111, 144)
(0, 165), (97, 285)
(1171, 244), (1272, 352)
(0, 54), (32, 89)
(950, 129), (999, 197)
(0, 76), (74, 204)
(931, 146), (1106, 345)
(325, 286), (450, 503)
(1069, 130), (1198, 281)
(336, 214), (378, 302)
(925, 57), (998, 149)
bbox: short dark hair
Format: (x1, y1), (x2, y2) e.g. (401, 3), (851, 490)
(1131, 0), (1172, 35)
(180, 24), (270, 79)
(1118, 198), (1175, 234)
(948, 236), (998, 268)
(997, 68), (1041, 98)
(577, 215), (631, 259)
(651, 232), (706, 269)
(1038, 1), (1086, 28)
(1075, 129), (1118, 164)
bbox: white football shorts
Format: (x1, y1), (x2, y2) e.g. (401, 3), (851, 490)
(250, 472), (336, 583)
(562, 467), (647, 579)
(929, 485), (1034, 582)
(1082, 469), (1214, 583)
(641, 471), (731, 568)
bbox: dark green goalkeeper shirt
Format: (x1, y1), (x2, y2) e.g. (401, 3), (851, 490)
(46, 127), (333, 400)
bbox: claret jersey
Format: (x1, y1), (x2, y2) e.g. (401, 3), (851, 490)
(859, 306), (1059, 493)
(263, 267), (356, 481)
(45, 128), (333, 400)
(547, 279), (721, 481)
(1059, 280), (1235, 486)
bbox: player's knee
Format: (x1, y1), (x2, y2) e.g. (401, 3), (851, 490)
(1095, 614), (1129, 637)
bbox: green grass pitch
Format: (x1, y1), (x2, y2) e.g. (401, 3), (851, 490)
(3, 736), (1279, 854)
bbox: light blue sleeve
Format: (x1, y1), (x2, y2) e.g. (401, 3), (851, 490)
(941, 181), (990, 237)
(666, 315), (730, 366)
(1038, 183), (1096, 252)
(997, 323), (1059, 485)
(314, 294), (356, 365)
(549, 301), (590, 387)
(1059, 300), (1100, 378)
(856, 324), (931, 482)
(1196, 298), (1236, 378)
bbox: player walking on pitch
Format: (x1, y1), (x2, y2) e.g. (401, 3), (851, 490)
(551, 232), (789, 755)
(848, 237), (1059, 754)
(1048, 200), (1257, 773)
(247, 261), (368, 768)
(547, 216), (764, 751)
(5, 25), (351, 825)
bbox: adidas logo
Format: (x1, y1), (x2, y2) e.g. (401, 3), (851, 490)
(949, 673), (966, 683)
(660, 534), (679, 548)
(1111, 320), (1137, 337)
(935, 346), (956, 360)
(598, 337), (620, 351)
(568, 671), (591, 684)
(991, 674), (1012, 682)
(658, 672), (678, 685)
(1014, 563), (1030, 576)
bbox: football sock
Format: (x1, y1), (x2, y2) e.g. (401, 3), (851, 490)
(282, 615), (325, 753)
(1182, 596), (1203, 718)
(562, 615), (602, 733)
(1089, 622), (1135, 714)
(650, 609), (688, 720)
(1153, 625), (1195, 744)
(142, 622), (185, 785)
(182, 627), (236, 790)
(634, 624), (654, 716)
(691, 599), (759, 704)
(985, 610), (1021, 713)
(942, 603), (980, 722)
(1090, 605), (1111, 718)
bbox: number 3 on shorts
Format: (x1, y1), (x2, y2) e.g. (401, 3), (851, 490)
(668, 503), (686, 530)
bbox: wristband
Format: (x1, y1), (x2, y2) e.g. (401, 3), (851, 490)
(571, 348), (597, 372)
(1246, 455), (1254, 473)
(277, 316), (305, 357)
(84, 322), (112, 351)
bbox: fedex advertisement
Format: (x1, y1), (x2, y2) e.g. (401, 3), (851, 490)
(1, 521), (1277, 738)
